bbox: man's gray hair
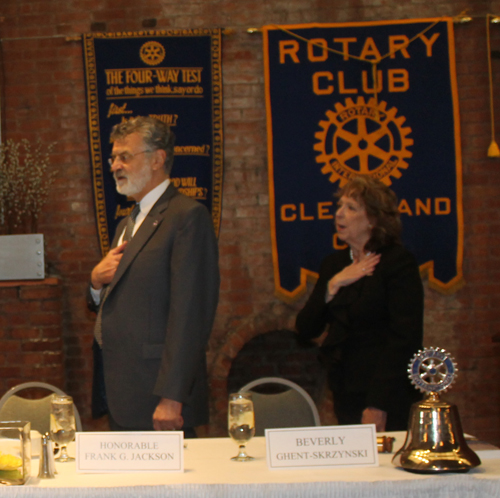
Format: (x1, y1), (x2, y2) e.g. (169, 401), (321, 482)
(110, 116), (176, 174)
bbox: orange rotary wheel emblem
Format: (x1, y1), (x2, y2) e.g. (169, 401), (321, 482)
(314, 96), (413, 186)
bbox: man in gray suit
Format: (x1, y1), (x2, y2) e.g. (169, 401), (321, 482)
(89, 116), (219, 435)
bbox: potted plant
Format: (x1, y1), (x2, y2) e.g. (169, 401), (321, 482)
(0, 139), (55, 279)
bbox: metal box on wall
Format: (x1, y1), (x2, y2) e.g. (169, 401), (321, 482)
(0, 234), (45, 280)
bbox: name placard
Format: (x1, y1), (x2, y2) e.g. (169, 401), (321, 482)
(76, 431), (184, 473)
(265, 425), (379, 470)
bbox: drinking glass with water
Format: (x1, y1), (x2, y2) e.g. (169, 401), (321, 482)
(49, 394), (76, 462)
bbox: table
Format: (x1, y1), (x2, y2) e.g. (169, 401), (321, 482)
(3, 432), (500, 497)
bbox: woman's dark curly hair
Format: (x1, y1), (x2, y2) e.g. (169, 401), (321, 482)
(336, 175), (401, 252)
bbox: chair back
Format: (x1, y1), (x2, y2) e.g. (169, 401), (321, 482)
(239, 377), (320, 436)
(0, 382), (83, 434)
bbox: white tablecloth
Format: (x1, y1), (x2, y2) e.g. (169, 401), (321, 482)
(3, 432), (500, 497)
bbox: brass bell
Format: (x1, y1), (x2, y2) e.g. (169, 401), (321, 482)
(392, 347), (481, 473)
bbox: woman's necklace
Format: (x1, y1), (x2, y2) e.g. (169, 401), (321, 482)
(350, 248), (371, 261)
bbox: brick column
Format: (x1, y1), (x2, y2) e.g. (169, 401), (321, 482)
(0, 278), (64, 395)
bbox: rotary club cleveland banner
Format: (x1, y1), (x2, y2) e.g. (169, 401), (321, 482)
(83, 29), (223, 254)
(263, 18), (464, 301)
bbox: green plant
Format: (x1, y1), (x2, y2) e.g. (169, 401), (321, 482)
(0, 139), (56, 234)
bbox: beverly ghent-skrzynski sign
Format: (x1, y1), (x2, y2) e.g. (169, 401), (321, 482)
(265, 425), (378, 470)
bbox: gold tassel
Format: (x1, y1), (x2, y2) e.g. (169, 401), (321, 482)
(488, 141), (500, 157)
(487, 14), (500, 157)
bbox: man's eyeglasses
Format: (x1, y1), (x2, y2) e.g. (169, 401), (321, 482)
(108, 149), (153, 167)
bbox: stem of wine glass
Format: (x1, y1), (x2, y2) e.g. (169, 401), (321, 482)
(238, 445), (247, 458)
(57, 444), (69, 462)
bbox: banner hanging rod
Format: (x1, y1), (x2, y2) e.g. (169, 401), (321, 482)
(0, 34), (81, 42)
(0, 28), (234, 43)
(246, 12), (500, 33)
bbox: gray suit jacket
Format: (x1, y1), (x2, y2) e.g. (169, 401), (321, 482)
(96, 184), (219, 429)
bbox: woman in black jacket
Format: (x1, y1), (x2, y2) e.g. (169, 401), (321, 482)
(296, 176), (423, 431)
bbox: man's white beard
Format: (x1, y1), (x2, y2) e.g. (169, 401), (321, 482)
(115, 162), (152, 197)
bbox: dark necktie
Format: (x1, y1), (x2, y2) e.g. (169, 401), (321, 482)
(94, 204), (140, 346)
(122, 204), (140, 242)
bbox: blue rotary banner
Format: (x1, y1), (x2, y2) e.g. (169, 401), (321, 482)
(263, 18), (464, 301)
(83, 29), (223, 254)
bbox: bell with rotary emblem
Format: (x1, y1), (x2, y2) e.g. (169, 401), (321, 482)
(392, 347), (481, 473)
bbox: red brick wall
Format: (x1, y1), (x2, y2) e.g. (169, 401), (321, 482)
(0, 279), (64, 393)
(1, 0), (500, 445)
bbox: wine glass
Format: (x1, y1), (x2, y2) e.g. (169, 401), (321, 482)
(49, 394), (76, 462)
(228, 392), (255, 461)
